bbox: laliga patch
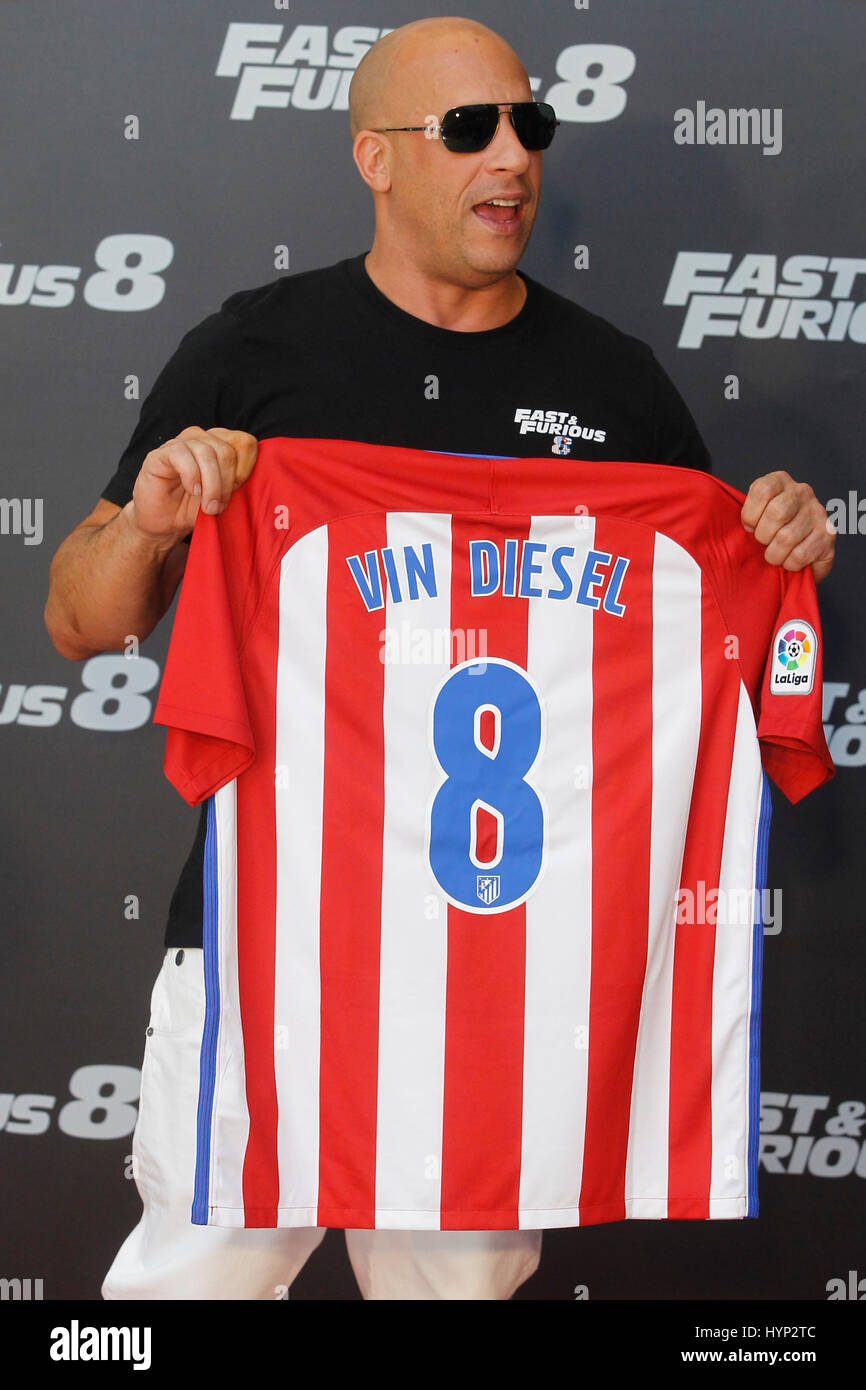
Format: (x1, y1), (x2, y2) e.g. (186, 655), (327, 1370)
(770, 620), (817, 694)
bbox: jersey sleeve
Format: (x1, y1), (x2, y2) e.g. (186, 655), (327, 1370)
(152, 472), (278, 805)
(755, 566), (834, 803)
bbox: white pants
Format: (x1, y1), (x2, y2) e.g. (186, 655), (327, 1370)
(102, 948), (542, 1301)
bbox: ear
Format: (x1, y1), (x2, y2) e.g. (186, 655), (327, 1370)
(352, 130), (393, 193)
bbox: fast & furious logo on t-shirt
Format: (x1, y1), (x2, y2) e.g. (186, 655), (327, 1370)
(513, 407), (607, 455)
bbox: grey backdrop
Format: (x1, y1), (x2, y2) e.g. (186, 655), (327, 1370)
(1, 0), (863, 1301)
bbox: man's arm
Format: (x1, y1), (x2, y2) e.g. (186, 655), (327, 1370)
(44, 427), (258, 661)
(44, 498), (189, 660)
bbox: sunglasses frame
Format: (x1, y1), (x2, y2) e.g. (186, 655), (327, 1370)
(372, 101), (560, 153)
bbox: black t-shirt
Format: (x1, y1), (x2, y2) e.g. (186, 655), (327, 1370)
(101, 251), (713, 948)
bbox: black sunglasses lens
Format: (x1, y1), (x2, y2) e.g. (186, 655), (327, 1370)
(440, 103), (557, 152)
(511, 102), (557, 150)
(440, 106), (499, 152)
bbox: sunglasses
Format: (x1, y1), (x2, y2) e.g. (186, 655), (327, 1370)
(372, 101), (559, 154)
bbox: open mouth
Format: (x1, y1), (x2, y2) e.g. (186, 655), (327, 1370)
(472, 198), (525, 233)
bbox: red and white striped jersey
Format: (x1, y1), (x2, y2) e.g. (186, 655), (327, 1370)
(154, 436), (833, 1231)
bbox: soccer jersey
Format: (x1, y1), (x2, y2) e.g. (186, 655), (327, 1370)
(103, 253), (713, 951)
(153, 436), (833, 1231)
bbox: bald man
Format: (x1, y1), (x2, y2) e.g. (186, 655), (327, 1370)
(47, 16), (834, 1302)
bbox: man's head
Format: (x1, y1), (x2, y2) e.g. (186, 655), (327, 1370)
(350, 17), (545, 288)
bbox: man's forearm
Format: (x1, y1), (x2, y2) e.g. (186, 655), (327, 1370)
(44, 503), (188, 660)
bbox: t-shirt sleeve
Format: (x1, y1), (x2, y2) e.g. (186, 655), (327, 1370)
(755, 566), (835, 803)
(152, 472), (277, 806)
(99, 310), (238, 509)
(649, 353), (713, 475)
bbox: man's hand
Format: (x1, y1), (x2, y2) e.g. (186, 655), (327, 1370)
(127, 426), (259, 542)
(741, 470), (836, 583)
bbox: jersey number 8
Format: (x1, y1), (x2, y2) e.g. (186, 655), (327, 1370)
(427, 659), (545, 913)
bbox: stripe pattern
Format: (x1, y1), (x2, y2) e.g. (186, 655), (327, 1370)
(191, 511), (767, 1229)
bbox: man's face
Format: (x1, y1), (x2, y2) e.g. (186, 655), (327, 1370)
(378, 39), (543, 286)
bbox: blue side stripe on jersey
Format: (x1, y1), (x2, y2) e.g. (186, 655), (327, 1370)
(432, 451), (515, 459)
(746, 774), (773, 1217)
(191, 795), (221, 1225)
